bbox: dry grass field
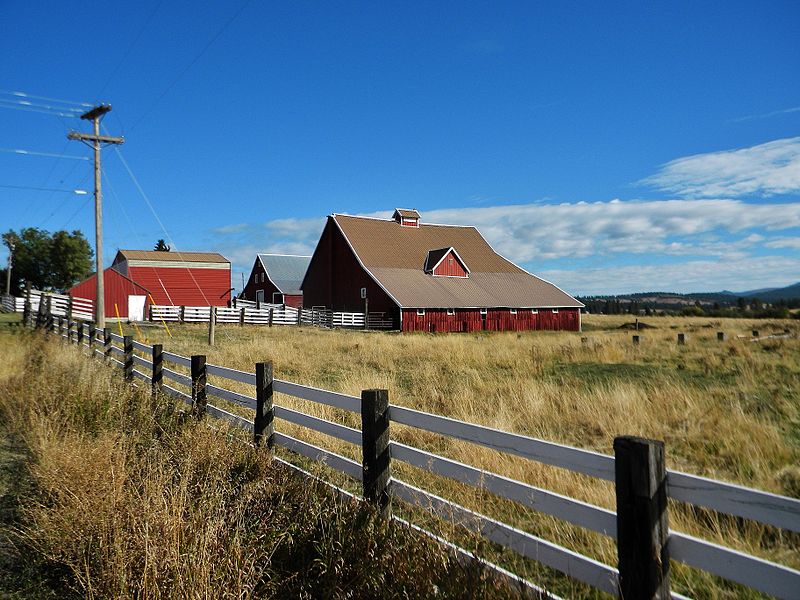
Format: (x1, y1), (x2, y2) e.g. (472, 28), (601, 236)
(2, 313), (798, 597)
(130, 313), (800, 598)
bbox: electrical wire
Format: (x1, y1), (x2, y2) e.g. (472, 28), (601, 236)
(96, 0), (165, 98)
(110, 143), (212, 305)
(0, 100), (81, 119)
(129, 0), (253, 131)
(0, 97), (83, 114)
(0, 89), (92, 109)
(0, 147), (88, 160)
(0, 183), (88, 194)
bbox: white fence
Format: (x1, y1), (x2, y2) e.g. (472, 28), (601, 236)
(35, 313), (800, 599)
(5, 290), (93, 321)
(150, 304), (393, 330)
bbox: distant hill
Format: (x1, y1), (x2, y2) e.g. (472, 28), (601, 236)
(578, 281), (800, 312)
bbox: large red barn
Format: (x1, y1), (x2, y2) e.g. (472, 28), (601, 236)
(301, 210), (583, 332)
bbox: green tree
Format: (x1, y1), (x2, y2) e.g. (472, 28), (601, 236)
(3, 228), (93, 293)
(154, 239), (171, 252)
(50, 230), (94, 291)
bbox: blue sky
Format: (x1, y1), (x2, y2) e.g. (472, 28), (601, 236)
(1, 1), (799, 295)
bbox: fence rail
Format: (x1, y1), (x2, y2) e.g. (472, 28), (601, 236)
(25, 310), (800, 599)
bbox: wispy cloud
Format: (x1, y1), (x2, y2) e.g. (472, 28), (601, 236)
(764, 236), (800, 250)
(639, 136), (800, 197)
(729, 105), (800, 123)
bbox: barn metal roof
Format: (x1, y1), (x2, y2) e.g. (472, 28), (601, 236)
(331, 214), (583, 309)
(116, 250), (229, 264)
(257, 254), (311, 295)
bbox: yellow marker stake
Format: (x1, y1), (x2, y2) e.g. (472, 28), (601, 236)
(148, 293), (172, 338)
(114, 303), (124, 338)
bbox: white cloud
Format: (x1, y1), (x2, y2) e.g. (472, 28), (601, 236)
(639, 136), (800, 197)
(541, 255), (800, 296)
(419, 199), (800, 263)
(729, 106), (800, 123)
(764, 237), (800, 250)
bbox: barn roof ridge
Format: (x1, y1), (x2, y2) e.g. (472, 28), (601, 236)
(329, 213), (583, 309)
(116, 249), (230, 263)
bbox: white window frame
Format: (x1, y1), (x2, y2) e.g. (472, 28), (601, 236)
(531, 309), (539, 314)
(552, 309), (559, 314)
(417, 308), (425, 316)
(256, 290), (265, 303)
(480, 308), (487, 315)
(510, 309), (517, 315)
(446, 308), (455, 316)
(272, 292), (284, 304)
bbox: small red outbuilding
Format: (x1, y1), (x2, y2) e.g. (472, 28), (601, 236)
(69, 267), (152, 320)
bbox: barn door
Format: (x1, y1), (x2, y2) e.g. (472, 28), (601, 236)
(128, 295), (146, 321)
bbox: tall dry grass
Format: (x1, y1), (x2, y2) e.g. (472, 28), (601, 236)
(0, 330), (525, 599)
(127, 315), (800, 598)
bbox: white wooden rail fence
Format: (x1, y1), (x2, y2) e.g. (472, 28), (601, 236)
(27, 311), (800, 599)
(8, 289), (93, 321)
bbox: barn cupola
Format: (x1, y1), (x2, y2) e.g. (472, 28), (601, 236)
(424, 247), (470, 278)
(393, 208), (421, 227)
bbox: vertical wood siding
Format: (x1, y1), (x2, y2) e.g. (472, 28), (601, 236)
(401, 308), (580, 333)
(432, 251), (468, 277)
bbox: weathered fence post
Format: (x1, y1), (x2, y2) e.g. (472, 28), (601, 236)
(208, 306), (216, 346)
(614, 436), (671, 599)
(296, 307), (302, 326)
(191, 354), (207, 418)
(717, 331), (726, 342)
(361, 389), (391, 518)
(632, 335), (640, 345)
(268, 307), (273, 327)
(180, 305), (186, 323)
(752, 329), (759, 338)
(677, 333), (686, 345)
(103, 328), (112, 361)
(151, 344), (163, 399)
(254, 361), (274, 449)
(88, 323), (96, 351)
(66, 295), (73, 323)
(22, 282), (31, 327)
(77, 322), (85, 347)
(35, 293), (44, 329)
(123, 335), (134, 382)
(240, 307), (246, 327)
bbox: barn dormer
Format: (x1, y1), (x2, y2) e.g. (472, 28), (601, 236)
(393, 208), (421, 227)
(424, 247), (470, 278)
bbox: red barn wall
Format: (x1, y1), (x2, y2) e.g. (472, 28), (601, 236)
(401, 308), (580, 333)
(69, 268), (151, 319)
(302, 218), (399, 324)
(432, 251), (468, 277)
(243, 260), (283, 304)
(128, 266), (230, 306)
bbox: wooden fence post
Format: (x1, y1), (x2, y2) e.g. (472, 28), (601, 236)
(35, 293), (44, 329)
(151, 344), (163, 399)
(752, 329), (759, 338)
(123, 335), (134, 382)
(180, 306), (186, 323)
(240, 307), (246, 326)
(254, 361), (274, 449)
(208, 307), (216, 346)
(677, 333), (686, 345)
(268, 307), (273, 327)
(88, 323), (96, 351)
(66, 295), (73, 323)
(77, 322), (84, 347)
(717, 331), (726, 341)
(632, 335), (640, 345)
(22, 282), (31, 327)
(296, 307), (302, 326)
(361, 389), (391, 518)
(103, 328), (112, 361)
(614, 436), (671, 600)
(191, 355), (207, 418)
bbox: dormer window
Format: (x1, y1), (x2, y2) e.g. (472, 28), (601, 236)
(393, 208), (420, 227)
(424, 247), (470, 278)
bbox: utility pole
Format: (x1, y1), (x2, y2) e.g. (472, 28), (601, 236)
(68, 105), (124, 328)
(4, 239), (13, 296)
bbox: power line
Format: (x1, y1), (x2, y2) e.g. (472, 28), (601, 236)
(129, 0), (252, 131)
(0, 100), (81, 119)
(0, 89), (93, 109)
(0, 97), (83, 114)
(0, 183), (88, 194)
(0, 147), (88, 160)
(97, 0), (165, 98)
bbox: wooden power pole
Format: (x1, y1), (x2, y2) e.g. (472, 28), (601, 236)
(68, 105), (124, 328)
